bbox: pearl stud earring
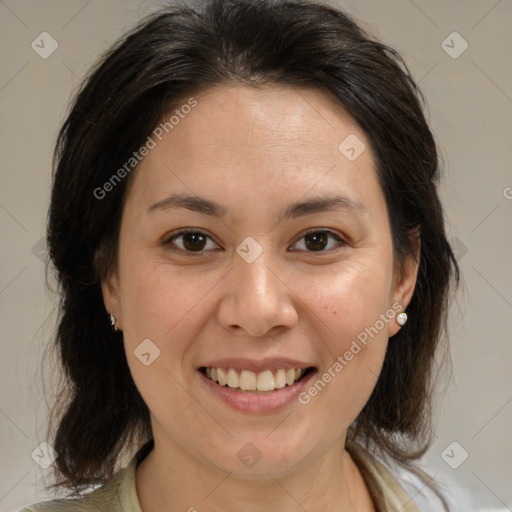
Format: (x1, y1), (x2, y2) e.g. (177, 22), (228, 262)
(396, 312), (408, 326)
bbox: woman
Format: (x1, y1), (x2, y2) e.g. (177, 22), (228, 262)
(21, 0), (459, 510)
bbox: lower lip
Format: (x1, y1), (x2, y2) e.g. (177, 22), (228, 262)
(198, 369), (317, 414)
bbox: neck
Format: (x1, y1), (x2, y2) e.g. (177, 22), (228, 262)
(135, 435), (376, 512)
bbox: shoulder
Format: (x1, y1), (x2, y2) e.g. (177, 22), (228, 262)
(18, 457), (141, 512)
(17, 480), (123, 512)
(353, 446), (448, 512)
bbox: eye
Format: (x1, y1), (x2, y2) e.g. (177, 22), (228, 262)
(164, 229), (220, 253)
(291, 229), (346, 253)
(163, 228), (346, 255)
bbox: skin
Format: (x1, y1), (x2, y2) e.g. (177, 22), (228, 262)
(102, 84), (420, 512)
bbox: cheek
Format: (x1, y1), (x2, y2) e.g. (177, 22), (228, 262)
(301, 258), (394, 343)
(119, 254), (223, 356)
(118, 257), (214, 417)
(293, 259), (394, 423)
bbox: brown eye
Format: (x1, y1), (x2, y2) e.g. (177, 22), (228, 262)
(292, 230), (345, 252)
(165, 230), (219, 253)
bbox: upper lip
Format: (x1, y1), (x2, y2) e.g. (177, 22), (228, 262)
(199, 358), (315, 372)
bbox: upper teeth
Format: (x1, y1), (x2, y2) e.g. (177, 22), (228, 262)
(204, 367), (306, 392)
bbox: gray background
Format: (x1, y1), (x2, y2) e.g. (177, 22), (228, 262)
(0, 0), (511, 511)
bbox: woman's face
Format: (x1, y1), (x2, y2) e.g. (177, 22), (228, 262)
(103, 84), (418, 476)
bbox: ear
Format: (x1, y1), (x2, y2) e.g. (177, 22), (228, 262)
(101, 269), (122, 330)
(94, 244), (123, 329)
(388, 229), (421, 337)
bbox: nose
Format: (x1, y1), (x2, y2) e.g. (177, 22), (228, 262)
(217, 248), (299, 337)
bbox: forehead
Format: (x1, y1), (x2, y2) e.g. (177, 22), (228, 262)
(125, 84), (382, 217)
(164, 84), (367, 161)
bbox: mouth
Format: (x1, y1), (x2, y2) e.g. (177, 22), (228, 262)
(199, 366), (316, 394)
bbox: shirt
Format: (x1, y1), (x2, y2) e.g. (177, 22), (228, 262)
(19, 447), (422, 512)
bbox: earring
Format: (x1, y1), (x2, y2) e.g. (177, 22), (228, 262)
(110, 313), (119, 332)
(396, 312), (408, 326)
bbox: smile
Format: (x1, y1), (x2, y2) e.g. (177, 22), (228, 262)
(200, 366), (313, 393)
(197, 362), (319, 413)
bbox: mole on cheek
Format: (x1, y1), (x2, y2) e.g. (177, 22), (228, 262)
(323, 305), (337, 315)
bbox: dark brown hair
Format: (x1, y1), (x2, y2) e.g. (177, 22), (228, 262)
(45, 0), (459, 508)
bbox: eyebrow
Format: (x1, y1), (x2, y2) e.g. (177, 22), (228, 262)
(147, 193), (364, 219)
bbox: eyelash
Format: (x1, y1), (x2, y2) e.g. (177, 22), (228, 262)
(163, 228), (347, 255)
